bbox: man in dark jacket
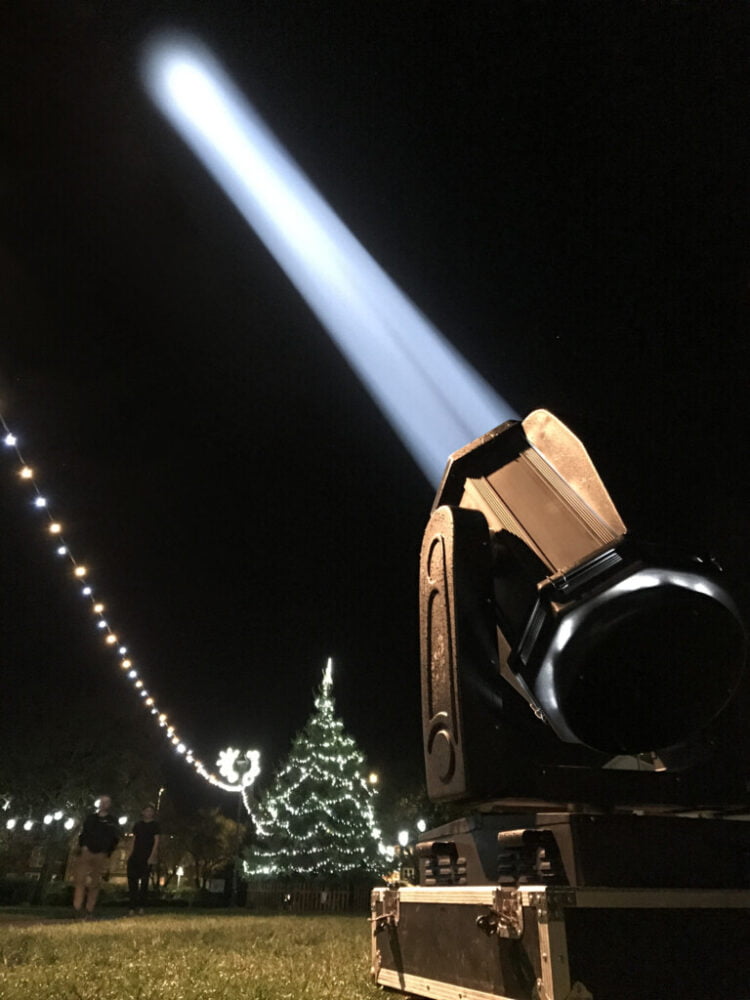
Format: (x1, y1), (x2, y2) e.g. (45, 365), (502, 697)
(127, 803), (161, 915)
(73, 795), (120, 917)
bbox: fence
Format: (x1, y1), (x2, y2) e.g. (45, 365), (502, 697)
(245, 880), (372, 914)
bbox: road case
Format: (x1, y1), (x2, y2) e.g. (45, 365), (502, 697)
(371, 884), (750, 999)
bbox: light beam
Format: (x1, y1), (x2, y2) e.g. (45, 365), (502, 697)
(142, 36), (516, 483)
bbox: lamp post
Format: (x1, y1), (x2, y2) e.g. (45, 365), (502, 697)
(398, 829), (410, 883)
(215, 748), (261, 906)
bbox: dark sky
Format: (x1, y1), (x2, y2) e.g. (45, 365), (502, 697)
(1, 2), (749, 806)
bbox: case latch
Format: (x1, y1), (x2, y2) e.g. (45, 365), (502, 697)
(476, 888), (524, 939)
(371, 888), (400, 932)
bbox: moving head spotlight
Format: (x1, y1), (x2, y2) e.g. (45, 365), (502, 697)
(420, 410), (747, 806)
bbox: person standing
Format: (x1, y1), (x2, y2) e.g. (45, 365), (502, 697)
(127, 804), (160, 915)
(73, 795), (120, 918)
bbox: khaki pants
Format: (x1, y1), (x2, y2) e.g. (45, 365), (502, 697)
(73, 848), (110, 912)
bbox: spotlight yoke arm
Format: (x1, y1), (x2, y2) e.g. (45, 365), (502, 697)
(420, 409), (747, 810)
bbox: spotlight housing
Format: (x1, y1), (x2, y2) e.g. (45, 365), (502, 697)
(420, 410), (747, 807)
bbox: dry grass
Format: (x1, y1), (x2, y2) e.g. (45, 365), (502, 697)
(0, 912), (381, 1000)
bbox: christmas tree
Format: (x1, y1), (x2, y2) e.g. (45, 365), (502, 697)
(245, 659), (384, 878)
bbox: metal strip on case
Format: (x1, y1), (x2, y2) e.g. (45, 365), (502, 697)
(377, 884), (750, 910)
(376, 968), (517, 1000)
(393, 886), (500, 906)
(537, 906), (571, 999)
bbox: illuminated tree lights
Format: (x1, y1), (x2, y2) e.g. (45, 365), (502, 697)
(244, 659), (384, 878)
(0, 412), (260, 795)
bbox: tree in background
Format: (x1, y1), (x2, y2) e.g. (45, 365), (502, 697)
(171, 807), (243, 890)
(245, 660), (383, 879)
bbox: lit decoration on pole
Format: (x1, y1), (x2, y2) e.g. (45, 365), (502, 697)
(214, 747), (262, 812)
(142, 35), (517, 485)
(0, 409), (260, 797)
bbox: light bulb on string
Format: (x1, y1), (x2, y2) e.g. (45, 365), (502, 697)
(1, 408), (262, 799)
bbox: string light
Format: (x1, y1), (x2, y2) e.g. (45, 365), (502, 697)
(1, 806), (142, 835)
(0, 409), (261, 795)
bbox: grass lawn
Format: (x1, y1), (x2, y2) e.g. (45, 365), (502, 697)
(0, 910), (382, 999)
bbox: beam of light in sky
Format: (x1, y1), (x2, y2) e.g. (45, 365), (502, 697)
(142, 36), (517, 484)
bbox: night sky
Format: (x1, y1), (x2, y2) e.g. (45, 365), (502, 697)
(2, 3), (749, 808)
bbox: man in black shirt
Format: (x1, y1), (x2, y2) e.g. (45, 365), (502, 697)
(127, 804), (161, 915)
(73, 795), (120, 917)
